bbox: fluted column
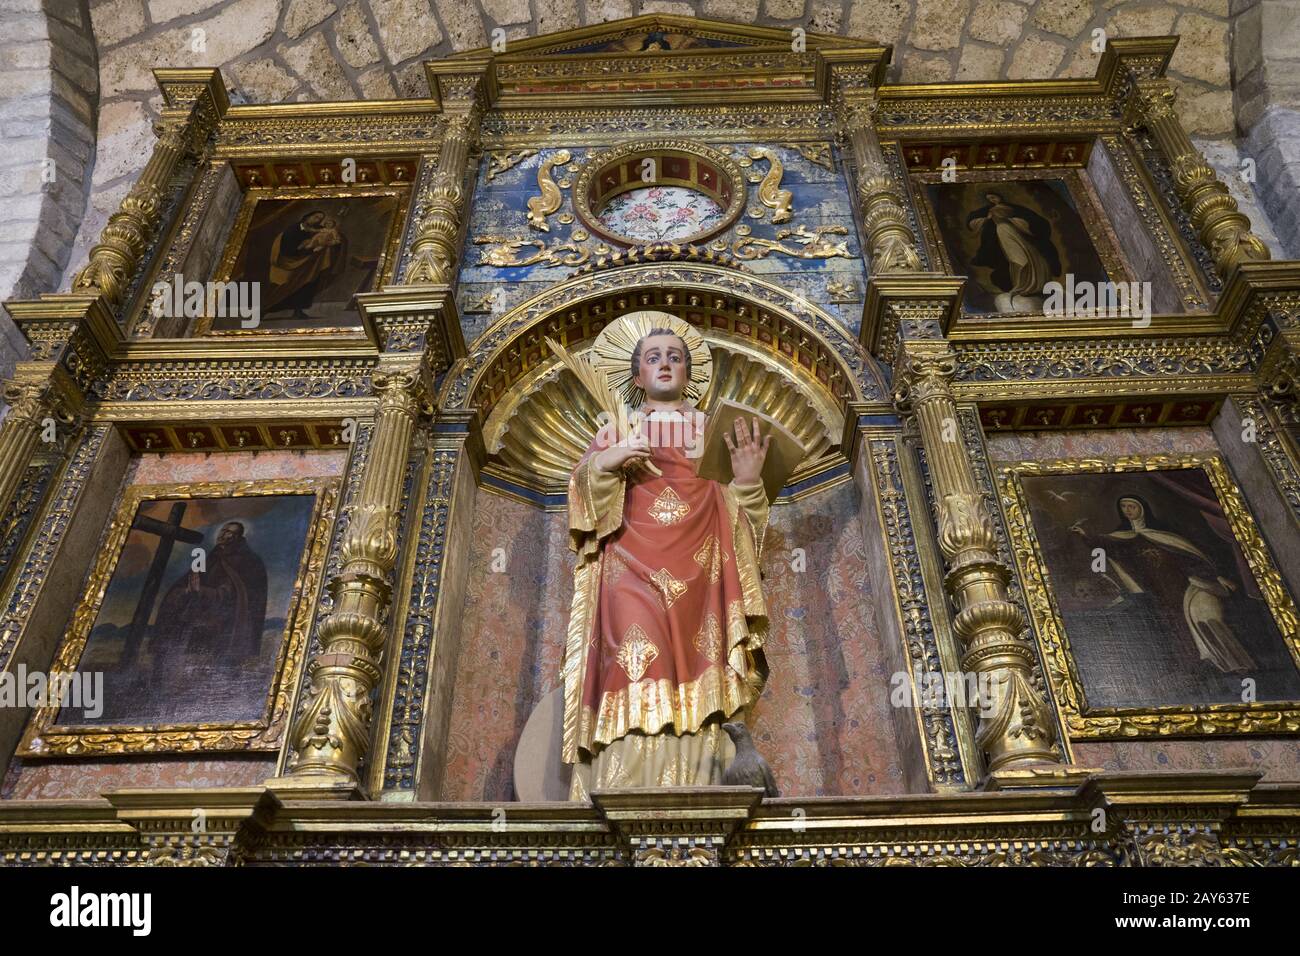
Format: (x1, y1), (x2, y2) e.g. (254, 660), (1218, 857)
(404, 65), (488, 285)
(0, 365), (77, 517)
(831, 68), (923, 274)
(284, 365), (426, 785)
(72, 70), (228, 311)
(1126, 77), (1270, 279)
(893, 333), (1062, 773)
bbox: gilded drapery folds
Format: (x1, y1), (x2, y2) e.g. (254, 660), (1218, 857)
(562, 428), (770, 797)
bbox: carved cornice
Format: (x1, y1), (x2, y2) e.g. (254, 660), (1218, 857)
(3, 774), (1298, 866)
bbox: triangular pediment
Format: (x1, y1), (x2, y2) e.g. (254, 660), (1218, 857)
(441, 14), (885, 107)
(451, 14), (869, 60)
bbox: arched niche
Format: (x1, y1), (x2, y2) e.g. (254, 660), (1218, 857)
(438, 262), (889, 500)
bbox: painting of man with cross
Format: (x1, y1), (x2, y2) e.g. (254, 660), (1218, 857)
(66, 485), (320, 728)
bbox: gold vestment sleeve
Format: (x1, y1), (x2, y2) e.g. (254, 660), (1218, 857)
(568, 454), (626, 557)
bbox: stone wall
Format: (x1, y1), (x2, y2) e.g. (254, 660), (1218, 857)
(0, 0), (97, 379)
(1234, 0), (1300, 257)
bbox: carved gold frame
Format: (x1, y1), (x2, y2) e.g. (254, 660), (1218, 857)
(999, 453), (1300, 739)
(571, 139), (746, 247)
(18, 476), (339, 756)
(910, 167), (1135, 320)
(197, 182), (411, 336)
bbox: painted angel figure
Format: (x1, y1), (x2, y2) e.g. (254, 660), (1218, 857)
(561, 312), (773, 797)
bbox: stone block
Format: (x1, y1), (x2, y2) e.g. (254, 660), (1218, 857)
(1169, 13), (1229, 86)
(847, 0), (910, 46)
(1008, 34), (1066, 79)
(1032, 0), (1094, 37)
(956, 43), (1005, 81)
(284, 0), (337, 39)
(280, 30), (355, 99)
(231, 57), (300, 104)
(88, 0), (146, 47)
(334, 0), (382, 68)
(969, 0), (1029, 45)
(435, 0), (489, 50)
(372, 0), (444, 63)
(911, 0), (969, 50)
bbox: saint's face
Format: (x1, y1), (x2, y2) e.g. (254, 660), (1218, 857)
(1120, 499), (1143, 521)
(217, 523), (244, 547)
(634, 333), (688, 402)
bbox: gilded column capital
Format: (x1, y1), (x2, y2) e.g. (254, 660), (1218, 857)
(861, 273), (963, 363)
(356, 285), (468, 375)
(0, 363), (82, 523)
(892, 339), (959, 410)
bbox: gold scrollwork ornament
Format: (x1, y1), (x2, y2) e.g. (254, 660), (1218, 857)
(527, 149), (572, 231)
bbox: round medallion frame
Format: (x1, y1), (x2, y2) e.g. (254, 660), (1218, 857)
(572, 140), (746, 247)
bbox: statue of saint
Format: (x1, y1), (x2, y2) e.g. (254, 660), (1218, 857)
(561, 312), (772, 797)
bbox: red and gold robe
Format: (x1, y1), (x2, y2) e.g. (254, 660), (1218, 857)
(563, 413), (770, 797)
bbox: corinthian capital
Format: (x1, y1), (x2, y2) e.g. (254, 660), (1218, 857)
(1127, 77), (1178, 125)
(893, 341), (958, 409)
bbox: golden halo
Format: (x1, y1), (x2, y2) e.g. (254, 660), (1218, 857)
(591, 310), (712, 406)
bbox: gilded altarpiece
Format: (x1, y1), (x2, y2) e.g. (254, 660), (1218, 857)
(0, 16), (1297, 867)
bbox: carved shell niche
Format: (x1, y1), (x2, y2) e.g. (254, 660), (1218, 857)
(484, 340), (843, 495)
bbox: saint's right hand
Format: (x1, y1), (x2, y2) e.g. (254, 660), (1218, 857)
(594, 433), (651, 472)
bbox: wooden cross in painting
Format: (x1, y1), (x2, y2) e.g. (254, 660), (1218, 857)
(123, 501), (204, 663)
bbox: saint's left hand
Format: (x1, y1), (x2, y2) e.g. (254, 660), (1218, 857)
(724, 416), (771, 486)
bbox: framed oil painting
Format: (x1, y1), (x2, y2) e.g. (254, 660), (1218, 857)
(999, 454), (1300, 739)
(914, 169), (1132, 316)
(202, 188), (406, 335)
(19, 477), (338, 756)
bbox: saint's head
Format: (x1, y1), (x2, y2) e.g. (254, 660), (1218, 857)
(630, 328), (691, 403)
(216, 521), (246, 550)
(1115, 495), (1158, 530)
(984, 191), (1004, 206)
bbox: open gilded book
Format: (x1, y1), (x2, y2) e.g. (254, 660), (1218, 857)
(692, 398), (806, 502)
